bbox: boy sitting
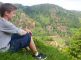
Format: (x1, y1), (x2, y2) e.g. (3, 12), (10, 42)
(0, 3), (47, 60)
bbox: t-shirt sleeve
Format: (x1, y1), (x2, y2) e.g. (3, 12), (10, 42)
(0, 20), (23, 34)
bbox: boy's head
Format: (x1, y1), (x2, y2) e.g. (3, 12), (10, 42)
(0, 3), (17, 20)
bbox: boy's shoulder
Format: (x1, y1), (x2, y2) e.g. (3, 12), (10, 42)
(0, 18), (13, 26)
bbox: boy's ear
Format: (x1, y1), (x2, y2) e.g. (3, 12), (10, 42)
(4, 11), (10, 16)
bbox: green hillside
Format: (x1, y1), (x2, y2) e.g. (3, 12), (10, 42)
(20, 4), (81, 36)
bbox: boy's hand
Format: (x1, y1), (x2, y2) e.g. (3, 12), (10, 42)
(18, 28), (32, 36)
(24, 29), (32, 36)
(19, 29), (27, 35)
(24, 29), (32, 33)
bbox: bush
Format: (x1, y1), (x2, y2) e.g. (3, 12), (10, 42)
(69, 28), (81, 60)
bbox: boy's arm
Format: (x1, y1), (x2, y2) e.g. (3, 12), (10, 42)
(0, 20), (27, 35)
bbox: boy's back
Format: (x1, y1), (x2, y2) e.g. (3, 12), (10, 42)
(0, 18), (21, 51)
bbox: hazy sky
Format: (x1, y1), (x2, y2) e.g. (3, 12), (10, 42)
(0, 0), (81, 11)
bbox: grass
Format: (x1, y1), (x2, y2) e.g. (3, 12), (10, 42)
(0, 37), (72, 60)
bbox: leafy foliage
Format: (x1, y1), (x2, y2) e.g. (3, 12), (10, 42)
(69, 28), (81, 60)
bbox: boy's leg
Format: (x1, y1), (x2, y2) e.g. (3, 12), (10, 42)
(10, 33), (47, 60)
(25, 34), (47, 60)
(29, 37), (38, 54)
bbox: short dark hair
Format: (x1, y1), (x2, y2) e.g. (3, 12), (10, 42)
(0, 3), (17, 17)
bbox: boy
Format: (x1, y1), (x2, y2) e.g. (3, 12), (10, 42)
(0, 3), (47, 60)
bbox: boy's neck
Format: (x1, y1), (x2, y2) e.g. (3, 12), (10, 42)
(2, 16), (9, 21)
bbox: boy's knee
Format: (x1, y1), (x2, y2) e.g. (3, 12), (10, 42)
(26, 32), (32, 36)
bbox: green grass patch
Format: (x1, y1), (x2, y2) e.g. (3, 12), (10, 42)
(0, 38), (72, 60)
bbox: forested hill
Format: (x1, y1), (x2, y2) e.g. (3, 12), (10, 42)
(15, 4), (81, 36)
(0, 3), (81, 36)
